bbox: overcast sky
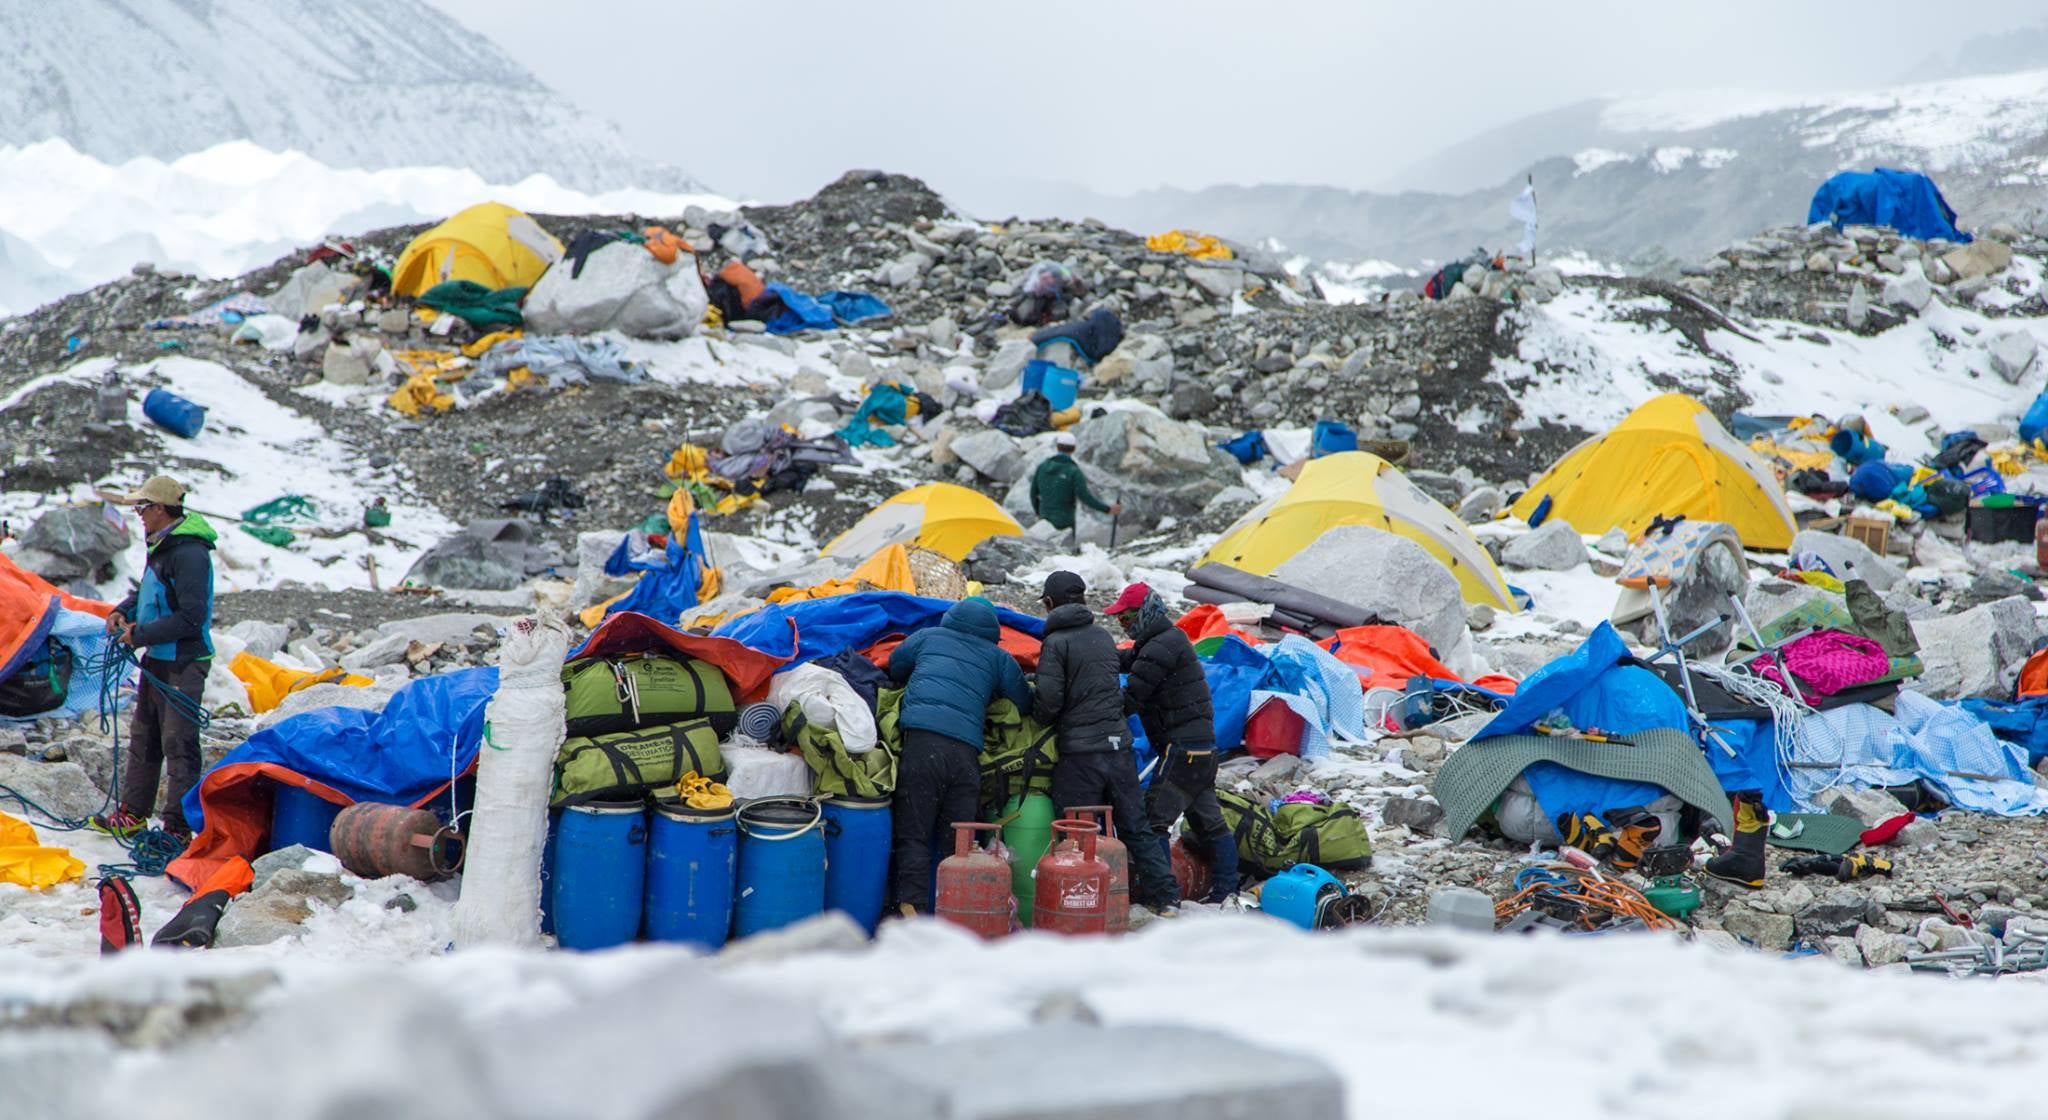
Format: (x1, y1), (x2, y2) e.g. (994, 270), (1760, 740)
(432, 0), (2041, 206)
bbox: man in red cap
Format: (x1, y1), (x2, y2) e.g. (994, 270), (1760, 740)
(1105, 582), (1238, 902)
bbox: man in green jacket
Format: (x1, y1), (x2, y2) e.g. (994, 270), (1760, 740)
(1030, 433), (1119, 543)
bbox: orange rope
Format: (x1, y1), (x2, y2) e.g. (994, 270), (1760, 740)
(1493, 866), (1678, 932)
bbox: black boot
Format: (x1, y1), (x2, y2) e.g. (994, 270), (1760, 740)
(1705, 792), (1768, 888)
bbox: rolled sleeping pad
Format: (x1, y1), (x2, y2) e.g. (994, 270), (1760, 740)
(1178, 584), (1338, 640)
(142, 388), (207, 438)
(1186, 563), (1381, 630)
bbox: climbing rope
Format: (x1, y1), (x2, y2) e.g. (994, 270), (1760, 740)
(0, 643), (212, 878)
(1495, 864), (1677, 932)
(1685, 660), (1835, 807)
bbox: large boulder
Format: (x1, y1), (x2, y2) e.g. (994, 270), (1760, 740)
(948, 428), (1027, 485)
(22, 504), (127, 579)
(213, 867), (354, 948)
(1943, 239), (2013, 283)
(402, 519), (561, 591)
(1789, 529), (1906, 592)
(0, 756), (105, 819)
(1070, 408), (1243, 521)
(267, 260), (359, 320)
(1989, 331), (2039, 383)
(1910, 595), (2038, 699)
(1272, 525), (1467, 661)
(1882, 265), (1933, 313)
(1501, 520), (1587, 570)
(524, 240), (708, 340)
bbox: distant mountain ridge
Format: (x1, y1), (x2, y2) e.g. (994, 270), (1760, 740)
(0, 0), (703, 193)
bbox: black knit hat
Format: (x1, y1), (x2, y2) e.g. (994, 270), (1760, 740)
(1041, 570), (1087, 605)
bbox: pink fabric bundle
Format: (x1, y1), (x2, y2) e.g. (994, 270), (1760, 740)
(1751, 629), (1890, 701)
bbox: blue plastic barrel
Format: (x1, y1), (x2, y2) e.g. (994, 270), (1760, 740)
(644, 797), (737, 949)
(270, 783), (344, 853)
(540, 808), (560, 936)
(552, 798), (647, 951)
(821, 795), (891, 936)
(733, 797), (825, 939)
(142, 388), (206, 438)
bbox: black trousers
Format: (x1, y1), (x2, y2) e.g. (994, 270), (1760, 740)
(891, 728), (982, 913)
(121, 658), (207, 835)
(1145, 745), (1239, 901)
(1050, 749), (1180, 908)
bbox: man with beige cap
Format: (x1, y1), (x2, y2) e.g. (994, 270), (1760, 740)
(90, 475), (217, 844)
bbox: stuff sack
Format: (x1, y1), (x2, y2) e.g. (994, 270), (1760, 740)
(1219, 789), (1372, 878)
(786, 702), (899, 798)
(979, 698), (1058, 813)
(553, 719), (724, 806)
(0, 642), (72, 718)
(561, 653), (737, 738)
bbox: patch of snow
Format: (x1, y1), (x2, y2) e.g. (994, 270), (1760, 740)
(1571, 148), (1635, 176)
(1651, 146), (1694, 173)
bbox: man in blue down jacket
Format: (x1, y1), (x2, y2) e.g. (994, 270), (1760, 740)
(887, 597), (1032, 914)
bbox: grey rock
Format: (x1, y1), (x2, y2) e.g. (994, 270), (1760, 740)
(1794, 888), (1882, 940)
(251, 844), (322, 892)
(1822, 786), (1907, 828)
(23, 505), (128, 574)
(340, 632), (412, 672)
(1988, 330), (2038, 383)
(1894, 403), (1929, 425)
(1910, 595), (2039, 699)
(1272, 525), (1466, 657)
(1071, 410), (1243, 520)
(321, 336), (380, 385)
(1167, 381), (1216, 421)
(1882, 268), (1933, 313)
(1721, 908), (1795, 951)
(1501, 520), (1588, 571)
(949, 429), (1027, 485)
(1456, 486), (1503, 524)
(1846, 284), (1870, 330)
(0, 756), (105, 820)
(1382, 796), (1444, 833)
(1466, 603), (1497, 631)
(225, 620), (290, 661)
(1820, 935), (1866, 967)
(982, 339), (1035, 391)
(376, 613), (509, 649)
(1592, 527), (1632, 557)
(1183, 266), (1243, 300)
(1250, 754), (1304, 787)
(214, 868), (354, 948)
(255, 679), (396, 730)
(1790, 529), (1905, 592)
(1896, 819), (1939, 849)
(1942, 239), (2012, 282)
(1855, 923), (1915, 967)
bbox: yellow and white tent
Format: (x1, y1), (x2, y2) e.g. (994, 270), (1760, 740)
(390, 202), (563, 297)
(823, 483), (1023, 562)
(1202, 451), (1515, 609)
(1509, 394), (1796, 550)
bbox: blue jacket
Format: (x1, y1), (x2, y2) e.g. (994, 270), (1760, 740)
(115, 512), (217, 665)
(888, 599), (1031, 745)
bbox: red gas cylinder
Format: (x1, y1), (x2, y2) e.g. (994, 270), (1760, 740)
(1170, 835), (1211, 904)
(1033, 820), (1110, 935)
(329, 802), (464, 881)
(935, 822), (1011, 938)
(2035, 516), (2048, 572)
(1065, 807), (1129, 933)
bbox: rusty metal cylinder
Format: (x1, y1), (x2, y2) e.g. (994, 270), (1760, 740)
(329, 802), (464, 882)
(935, 822), (1011, 938)
(1034, 820), (1109, 935)
(1065, 806), (1129, 933)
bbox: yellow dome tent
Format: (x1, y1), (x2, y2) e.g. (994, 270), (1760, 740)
(1509, 394), (1796, 550)
(823, 483), (1023, 562)
(390, 202), (563, 297)
(1202, 451), (1515, 610)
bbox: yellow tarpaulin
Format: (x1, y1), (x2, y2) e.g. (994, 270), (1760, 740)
(1145, 230), (1234, 260)
(0, 811), (84, 889)
(767, 543), (918, 604)
(229, 651), (372, 714)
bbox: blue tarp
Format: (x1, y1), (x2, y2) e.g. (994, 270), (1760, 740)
(1310, 420), (1358, 459)
(601, 514), (712, 625)
(763, 283), (837, 334)
(1958, 695), (2048, 763)
(1807, 168), (1970, 243)
(1474, 623), (1694, 821)
(710, 592), (1044, 669)
(183, 666), (499, 834)
(0, 608), (134, 723)
(818, 290), (892, 326)
(1218, 430), (1268, 465)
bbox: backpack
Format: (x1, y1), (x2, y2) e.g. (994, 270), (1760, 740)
(0, 640), (71, 718)
(1218, 790), (1373, 879)
(979, 698), (1058, 814)
(786, 695), (900, 799)
(562, 653), (737, 739)
(553, 719), (724, 807)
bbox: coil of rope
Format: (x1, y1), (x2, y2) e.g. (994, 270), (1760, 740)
(1495, 864), (1678, 932)
(0, 642), (210, 879)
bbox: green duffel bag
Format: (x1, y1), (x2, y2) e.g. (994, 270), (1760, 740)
(1218, 790), (1372, 879)
(786, 705), (899, 799)
(561, 652), (737, 739)
(978, 698), (1058, 816)
(552, 719), (725, 807)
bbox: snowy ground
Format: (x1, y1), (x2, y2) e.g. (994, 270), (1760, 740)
(5, 902), (2048, 1117)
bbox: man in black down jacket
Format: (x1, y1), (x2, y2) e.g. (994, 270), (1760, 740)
(1107, 582), (1239, 902)
(1032, 572), (1179, 913)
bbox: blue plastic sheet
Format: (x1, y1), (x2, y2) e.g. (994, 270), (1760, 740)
(763, 283), (837, 334)
(710, 592), (1043, 669)
(183, 666), (499, 834)
(602, 515), (712, 625)
(1218, 430), (1268, 465)
(1807, 168), (1970, 243)
(818, 290), (892, 325)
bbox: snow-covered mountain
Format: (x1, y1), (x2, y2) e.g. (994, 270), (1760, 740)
(0, 0), (702, 193)
(1045, 68), (2048, 269)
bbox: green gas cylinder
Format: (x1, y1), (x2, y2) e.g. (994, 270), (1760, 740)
(1001, 793), (1054, 927)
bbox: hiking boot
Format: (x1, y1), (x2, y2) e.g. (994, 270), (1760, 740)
(1704, 792), (1768, 889)
(88, 810), (144, 840)
(1607, 810), (1663, 873)
(1556, 813), (1618, 862)
(1836, 853), (1894, 881)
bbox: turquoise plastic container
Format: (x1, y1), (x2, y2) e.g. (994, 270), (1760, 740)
(644, 797), (737, 949)
(552, 799), (647, 951)
(1020, 360), (1081, 410)
(1259, 864), (1345, 931)
(821, 796), (891, 936)
(270, 783), (344, 853)
(733, 797), (825, 938)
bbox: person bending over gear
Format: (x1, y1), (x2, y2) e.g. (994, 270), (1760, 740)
(886, 597), (1031, 914)
(1106, 582), (1238, 902)
(1032, 571), (1180, 914)
(92, 475), (216, 845)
